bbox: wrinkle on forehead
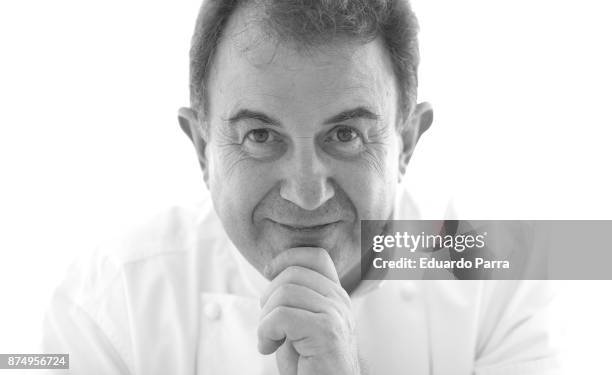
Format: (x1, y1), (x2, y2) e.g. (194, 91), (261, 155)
(209, 2), (399, 127)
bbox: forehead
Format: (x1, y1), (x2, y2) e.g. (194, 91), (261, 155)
(207, 4), (398, 120)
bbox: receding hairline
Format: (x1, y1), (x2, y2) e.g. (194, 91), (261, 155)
(189, 0), (420, 125)
(222, 6), (392, 69)
(197, 2), (388, 113)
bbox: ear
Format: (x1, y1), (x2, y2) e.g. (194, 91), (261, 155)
(398, 102), (433, 179)
(178, 107), (210, 187)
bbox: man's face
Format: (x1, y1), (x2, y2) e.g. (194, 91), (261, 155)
(201, 11), (405, 281)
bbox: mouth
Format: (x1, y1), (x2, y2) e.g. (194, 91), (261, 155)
(264, 219), (346, 251)
(270, 220), (340, 233)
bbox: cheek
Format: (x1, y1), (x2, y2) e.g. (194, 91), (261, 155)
(208, 145), (275, 226)
(333, 154), (398, 221)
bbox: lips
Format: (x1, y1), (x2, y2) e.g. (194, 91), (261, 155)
(275, 221), (339, 232)
(264, 219), (342, 249)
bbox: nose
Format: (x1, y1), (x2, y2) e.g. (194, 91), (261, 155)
(279, 140), (335, 211)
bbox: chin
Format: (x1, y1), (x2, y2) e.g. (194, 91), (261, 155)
(272, 239), (358, 273)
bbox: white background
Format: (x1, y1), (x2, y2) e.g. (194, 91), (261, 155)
(0, 0), (611, 373)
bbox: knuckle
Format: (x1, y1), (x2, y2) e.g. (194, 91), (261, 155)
(272, 305), (292, 318)
(276, 283), (300, 298)
(256, 320), (267, 337)
(313, 247), (329, 261)
(316, 313), (343, 342)
(283, 265), (307, 280)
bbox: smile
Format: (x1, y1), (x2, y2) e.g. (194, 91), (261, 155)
(271, 220), (340, 233)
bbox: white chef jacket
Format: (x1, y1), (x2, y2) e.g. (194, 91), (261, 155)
(41, 188), (561, 375)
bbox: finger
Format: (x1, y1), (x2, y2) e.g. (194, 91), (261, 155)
(265, 247), (339, 283)
(276, 340), (298, 375)
(260, 266), (351, 308)
(257, 306), (316, 355)
(259, 283), (344, 320)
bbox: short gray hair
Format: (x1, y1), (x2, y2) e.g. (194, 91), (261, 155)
(189, 0), (420, 122)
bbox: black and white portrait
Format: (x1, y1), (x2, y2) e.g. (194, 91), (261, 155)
(0, 1), (611, 374)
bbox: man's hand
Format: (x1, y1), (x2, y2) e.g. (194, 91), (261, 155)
(258, 247), (361, 375)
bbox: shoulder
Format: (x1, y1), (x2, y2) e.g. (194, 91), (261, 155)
(44, 198), (227, 373)
(100, 198), (219, 263)
(55, 197), (227, 313)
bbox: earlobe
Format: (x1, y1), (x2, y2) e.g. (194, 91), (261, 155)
(177, 107), (210, 186)
(398, 102), (434, 179)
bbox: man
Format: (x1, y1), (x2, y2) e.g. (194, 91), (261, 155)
(42, 0), (560, 374)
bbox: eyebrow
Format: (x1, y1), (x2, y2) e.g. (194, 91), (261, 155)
(226, 109), (282, 127)
(225, 106), (379, 127)
(323, 106), (380, 125)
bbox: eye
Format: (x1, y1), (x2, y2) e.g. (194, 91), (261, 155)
(327, 126), (360, 143)
(242, 128), (286, 160)
(246, 129), (273, 143)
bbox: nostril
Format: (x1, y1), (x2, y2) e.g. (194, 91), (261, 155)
(279, 179), (335, 211)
